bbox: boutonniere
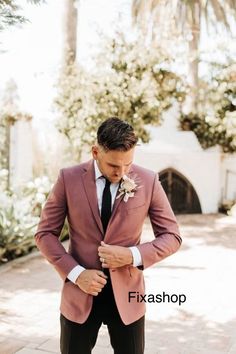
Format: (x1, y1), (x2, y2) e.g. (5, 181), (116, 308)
(116, 175), (141, 202)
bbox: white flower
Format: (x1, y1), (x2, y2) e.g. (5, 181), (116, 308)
(116, 175), (139, 203)
(35, 192), (46, 204)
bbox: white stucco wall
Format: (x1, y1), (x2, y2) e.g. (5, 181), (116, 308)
(81, 103), (235, 213)
(132, 103), (224, 213)
(220, 154), (236, 202)
(134, 145), (221, 214)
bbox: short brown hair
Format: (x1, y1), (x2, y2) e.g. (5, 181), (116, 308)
(97, 117), (138, 151)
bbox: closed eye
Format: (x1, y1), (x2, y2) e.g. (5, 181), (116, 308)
(107, 162), (132, 168)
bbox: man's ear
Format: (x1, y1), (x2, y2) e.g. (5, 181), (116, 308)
(92, 145), (98, 160)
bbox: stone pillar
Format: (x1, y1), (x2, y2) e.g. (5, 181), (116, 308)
(9, 119), (33, 187)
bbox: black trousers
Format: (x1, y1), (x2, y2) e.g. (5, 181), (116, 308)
(60, 275), (145, 354)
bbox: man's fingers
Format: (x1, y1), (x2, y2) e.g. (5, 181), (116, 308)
(99, 256), (111, 263)
(76, 269), (110, 296)
(96, 271), (108, 279)
(90, 283), (105, 296)
(98, 245), (112, 255)
(91, 287), (102, 294)
(97, 278), (107, 286)
(93, 271), (108, 285)
(95, 277), (107, 287)
(91, 291), (99, 296)
(102, 262), (109, 268)
(98, 247), (109, 255)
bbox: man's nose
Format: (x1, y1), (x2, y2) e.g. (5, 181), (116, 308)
(116, 166), (125, 176)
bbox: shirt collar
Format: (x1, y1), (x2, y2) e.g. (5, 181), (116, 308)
(94, 160), (103, 180)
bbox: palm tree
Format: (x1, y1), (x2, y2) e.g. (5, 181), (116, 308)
(0, 0), (43, 31)
(132, 0), (236, 112)
(64, 0), (78, 62)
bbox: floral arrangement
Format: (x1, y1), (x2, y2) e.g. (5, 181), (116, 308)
(116, 175), (139, 202)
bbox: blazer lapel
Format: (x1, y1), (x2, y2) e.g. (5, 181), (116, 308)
(82, 160), (103, 235)
(106, 166), (135, 230)
(82, 162), (136, 237)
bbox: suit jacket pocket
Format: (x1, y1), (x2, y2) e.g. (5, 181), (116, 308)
(126, 202), (146, 215)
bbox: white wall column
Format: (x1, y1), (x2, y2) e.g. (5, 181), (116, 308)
(9, 119), (33, 187)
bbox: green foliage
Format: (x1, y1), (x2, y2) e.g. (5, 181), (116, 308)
(55, 34), (186, 159)
(0, 115), (8, 171)
(0, 175), (52, 263)
(219, 200), (235, 214)
(0, 173), (69, 263)
(179, 62), (236, 152)
(0, 77), (69, 263)
(180, 112), (236, 152)
(0, 0), (43, 31)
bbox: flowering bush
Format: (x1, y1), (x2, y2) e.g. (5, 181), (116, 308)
(0, 116), (8, 171)
(0, 173), (52, 263)
(180, 62), (236, 152)
(55, 33), (186, 159)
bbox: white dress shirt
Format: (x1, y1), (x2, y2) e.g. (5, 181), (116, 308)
(67, 160), (142, 283)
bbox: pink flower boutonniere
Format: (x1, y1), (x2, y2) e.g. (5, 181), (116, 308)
(116, 175), (141, 202)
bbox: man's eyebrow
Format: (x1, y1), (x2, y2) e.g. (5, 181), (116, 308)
(107, 162), (132, 167)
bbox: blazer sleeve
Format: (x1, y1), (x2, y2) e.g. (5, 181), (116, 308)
(136, 173), (182, 269)
(35, 170), (78, 281)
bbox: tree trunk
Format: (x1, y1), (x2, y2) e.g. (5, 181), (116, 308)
(64, 0), (78, 62)
(185, 2), (201, 114)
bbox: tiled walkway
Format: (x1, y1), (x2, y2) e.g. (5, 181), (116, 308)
(0, 214), (236, 354)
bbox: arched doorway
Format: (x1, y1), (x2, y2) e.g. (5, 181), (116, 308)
(159, 168), (202, 214)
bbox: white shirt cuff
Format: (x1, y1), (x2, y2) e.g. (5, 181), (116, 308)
(67, 265), (86, 284)
(129, 246), (143, 267)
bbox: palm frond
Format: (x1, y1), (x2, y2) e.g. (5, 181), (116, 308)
(131, 0), (236, 33)
(0, 0), (45, 31)
(0, 8), (26, 30)
(27, 0), (45, 4)
(131, 0), (142, 23)
(210, 0), (230, 29)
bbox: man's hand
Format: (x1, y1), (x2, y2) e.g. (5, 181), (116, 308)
(75, 269), (108, 296)
(98, 241), (133, 269)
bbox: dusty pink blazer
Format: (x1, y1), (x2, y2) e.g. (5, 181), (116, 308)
(35, 160), (182, 325)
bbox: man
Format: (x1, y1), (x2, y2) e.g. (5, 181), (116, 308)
(35, 117), (182, 354)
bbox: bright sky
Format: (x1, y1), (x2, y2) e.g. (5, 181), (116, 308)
(0, 0), (131, 133)
(0, 1), (63, 123)
(0, 0), (235, 139)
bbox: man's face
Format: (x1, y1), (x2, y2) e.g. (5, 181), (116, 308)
(92, 145), (135, 183)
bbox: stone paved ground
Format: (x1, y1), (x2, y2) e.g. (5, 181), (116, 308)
(0, 214), (236, 354)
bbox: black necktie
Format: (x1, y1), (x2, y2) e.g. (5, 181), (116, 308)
(101, 178), (112, 234)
